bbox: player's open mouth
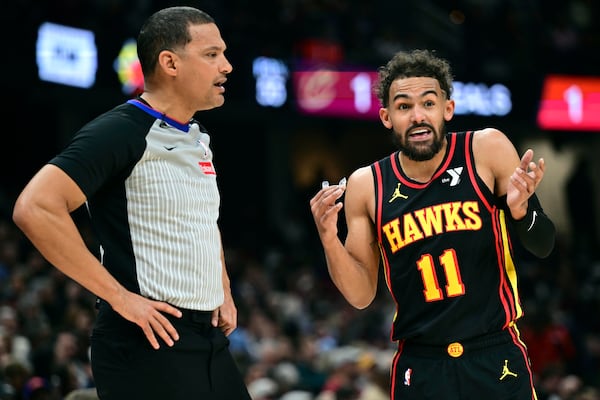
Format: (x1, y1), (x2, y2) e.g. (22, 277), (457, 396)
(409, 128), (431, 138)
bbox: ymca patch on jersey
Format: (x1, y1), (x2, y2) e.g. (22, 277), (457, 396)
(199, 161), (216, 175)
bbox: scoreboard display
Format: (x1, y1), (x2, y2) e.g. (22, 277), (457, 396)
(33, 19), (599, 133)
(293, 70), (380, 119)
(292, 69), (513, 120)
(537, 75), (600, 131)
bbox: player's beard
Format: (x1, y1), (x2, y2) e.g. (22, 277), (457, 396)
(392, 122), (446, 161)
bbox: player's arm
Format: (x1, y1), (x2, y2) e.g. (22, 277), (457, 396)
(310, 167), (380, 309)
(501, 191), (555, 258)
(474, 128), (555, 258)
(13, 164), (182, 348)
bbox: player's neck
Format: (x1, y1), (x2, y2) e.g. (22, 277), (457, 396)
(399, 142), (447, 183)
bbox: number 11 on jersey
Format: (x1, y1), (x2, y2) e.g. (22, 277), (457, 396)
(417, 249), (466, 302)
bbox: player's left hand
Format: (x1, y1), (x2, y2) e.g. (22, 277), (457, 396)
(507, 149), (545, 220)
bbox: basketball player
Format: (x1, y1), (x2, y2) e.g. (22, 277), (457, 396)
(310, 49), (555, 399)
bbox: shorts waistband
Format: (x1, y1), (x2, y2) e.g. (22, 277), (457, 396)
(400, 329), (513, 358)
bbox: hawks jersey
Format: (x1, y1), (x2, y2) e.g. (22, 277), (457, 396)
(49, 99), (224, 311)
(371, 131), (523, 344)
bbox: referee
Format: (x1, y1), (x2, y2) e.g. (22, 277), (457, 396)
(13, 7), (250, 400)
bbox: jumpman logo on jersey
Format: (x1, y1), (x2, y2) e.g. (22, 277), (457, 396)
(499, 360), (518, 380)
(389, 183), (408, 202)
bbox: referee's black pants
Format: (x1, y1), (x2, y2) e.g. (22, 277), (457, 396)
(90, 303), (251, 400)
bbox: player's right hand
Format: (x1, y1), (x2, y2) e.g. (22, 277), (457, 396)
(310, 179), (346, 244)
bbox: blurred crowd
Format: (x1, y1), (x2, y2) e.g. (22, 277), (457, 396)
(0, 182), (600, 400)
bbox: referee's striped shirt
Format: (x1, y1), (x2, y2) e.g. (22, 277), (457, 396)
(50, 99), (224, 311)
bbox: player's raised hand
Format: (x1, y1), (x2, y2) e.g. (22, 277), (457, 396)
(310, 178), (346, 244)
(507, 149), (545, 219)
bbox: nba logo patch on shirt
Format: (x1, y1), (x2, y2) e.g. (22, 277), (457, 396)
(198, 161), (216, 175)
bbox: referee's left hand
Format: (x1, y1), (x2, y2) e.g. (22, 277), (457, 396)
(212, 292), (238, 336)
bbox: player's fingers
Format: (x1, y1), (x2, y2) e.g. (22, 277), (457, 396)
(310, 187), (331, 206)
(538, 158), (545, 173)
(322, 202), (343, 220)
(324, 187), (345, 203)
(310, 189), (324, 204)
(510, 174), (528, 193)
(525, 162), (538, 181)
(520, 149), (533, 170)
(311, 188), (342, 217)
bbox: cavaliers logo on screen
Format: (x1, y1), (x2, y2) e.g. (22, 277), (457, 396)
(198, 161), (216, 175)
(296, 70), (338, 111)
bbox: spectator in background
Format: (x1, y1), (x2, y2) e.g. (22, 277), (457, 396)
(566, 158), (599, 264)
(64, 388), (99, 400)
(0, 306), (31, 371)
(521, 304), (577, 381)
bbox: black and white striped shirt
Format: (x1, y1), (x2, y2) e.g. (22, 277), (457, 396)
(51, 99), (224, 310)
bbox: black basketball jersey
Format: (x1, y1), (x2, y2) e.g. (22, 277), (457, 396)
(371, 131), (523, 344)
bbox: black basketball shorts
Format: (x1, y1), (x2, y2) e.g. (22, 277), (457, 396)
(391, 327), (537, 400)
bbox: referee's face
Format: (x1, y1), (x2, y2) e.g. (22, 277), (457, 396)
(173, 23), (233, 112)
